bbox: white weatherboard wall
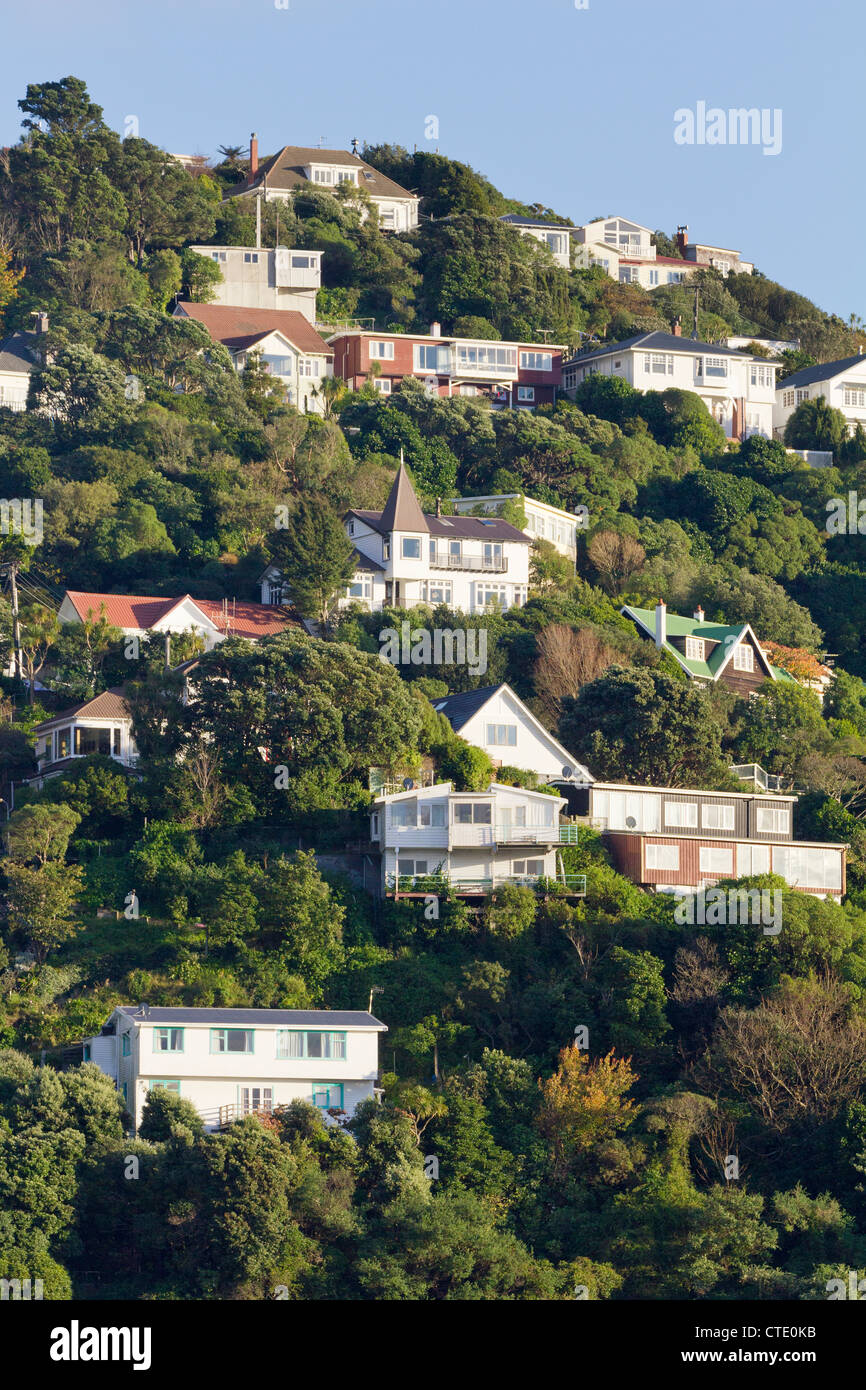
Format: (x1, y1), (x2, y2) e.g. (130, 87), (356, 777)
(435, 685), (591, 781)
(87, 1009), (386, 1131)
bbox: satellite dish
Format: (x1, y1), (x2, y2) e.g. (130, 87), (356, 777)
(625, 816), (637, 829)
(561, 765), (573, 779)
(402, 777), (415, 791)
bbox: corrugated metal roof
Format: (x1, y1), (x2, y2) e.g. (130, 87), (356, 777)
(117, 1005), (387, 1028)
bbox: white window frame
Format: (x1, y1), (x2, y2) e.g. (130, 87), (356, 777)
(645, 843), (679, 870)
(699, 846), (734, 876)
(369, 340), (395, 360)
(701, 803), (735, 832)
(732, 644), (755, 672)
(664, 801), (698, 829)
(755, 805), (791, 835)
(685, 637), (704, 661)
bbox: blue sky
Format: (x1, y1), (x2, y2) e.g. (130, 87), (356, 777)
(1, 0), (860, 320)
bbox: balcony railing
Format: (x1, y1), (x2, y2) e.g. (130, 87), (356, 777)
(386, 872), (586, 895)
(385, 823), (579, 846)
(429, 550), (507, 572)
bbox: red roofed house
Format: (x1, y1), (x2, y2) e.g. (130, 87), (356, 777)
(173, 303), (333, 414)
(329, 324), (564, 409)
(59, 591), (301, 652)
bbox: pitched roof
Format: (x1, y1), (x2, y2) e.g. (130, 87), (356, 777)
(621, 605), (788, 683)
(500, 214), (578, 231)
(232, 145), (417, 203)
(0, 331), (38, 374)
(431, 685), (502, 730)
(777, 352), (866, 391)
(35, 687), (131, 731)
(174, 303), (332, 356)
(566, 330), (761, 367)
(116, 1005), (386, 1028)
(378, 462), (430, 534)
(348, 468), (528, 542)
(63, 591), (301, 640)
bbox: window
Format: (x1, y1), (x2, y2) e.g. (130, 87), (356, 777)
(704, 356), (729, 378)
(589, 789), (660, 834)
(796, 389), (810, 403)
(419, 802), (446, 827)
(773, 845), (841, 892)
(369, 340), (395, 360)
(844, 383), (866, 408)
(243, 252), (259, 264)
(750, 365), (773, 388)
(414, 344), (448, 372)
(383, 540), (391, 559)
(148, 1079), (181, 1094)
(737, 843), (770, 876)
(700, 846), (734, 876)
(644, 352), (673, 376)
(397, 858), (429, 878)
(312, 1083), (344, 1110)
(645, 843), (680, 870)
(782, 390), (795, 407)
(374, 378), (392, 394)
(348, 575), (372, 599)
(649, 269), (659, 286)
(664, 801), (698, 828)
(513, 858), (545, 877)
(83, 1044), (91, 1061)
(211, 250), (227, 262)
(379, 209), (396, 229)
(756, 805), (791, 835)
(454, 802), (492, 824)
(456, 344), (517, 371)
(619, 267), (639, 285)
(211, 1029), (254, 1054)
(153, 1028), (184, 1053)
(276, 1030), (347, 1059)
(421, 580), (452, 604)
(390, 801), (415, 828)
(486, 723), (518, 747)
(291, 254), (312, 269)
(298, 358), (321, 377)
(668, 271), (684, 284)
(520, 351), (553, 372)
(75, 727), (112, 756)
(402, 537), (421, 558)
(475, 582), (509, 609)
(55, 727), (71, 759)
(517, 386), (535, 402)
(701, 803), (735, 831)
(732, 644), (754, 672)
(240, 1086), (273, 1115)
(121, 1083), (128, 1103)
(122, 1034), (131, 1057)
(685, 637), (704, 661)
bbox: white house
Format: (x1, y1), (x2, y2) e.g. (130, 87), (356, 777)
(371, 780), (580, 895)
(227, 137), (420, 233)
(675, 229), (754, 276)
(499, 215), (577, 269)
(0, 333), (37, 412)
(84, 1005), (387, 1131)
(261, 463), (532, 615)
(431, 683), (593, 784)
(173, 302), (333, 413)
(774, 351), (866, 439)
(188, 245), (322, 322)
(31, 688), (138, 784)
(59, 590), (300, 651)
(562, 331), (777, 440)
(450, 493), (583, 561)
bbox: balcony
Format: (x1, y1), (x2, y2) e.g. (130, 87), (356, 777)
(387, 822), (577, 848)
(429, 549), (507, 572)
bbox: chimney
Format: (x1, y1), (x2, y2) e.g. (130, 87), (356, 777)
(35, 312), (49, 334)
(430, 321), (441, 338)
(435, 497), (442, 517)
(676, 224), (689, 253)
(694, 605), (705, 622)
(250, 132), (258, 177)
(164, 632), (171, 669)
(672, 318), (682, 337)
(655, 600), (667, 649)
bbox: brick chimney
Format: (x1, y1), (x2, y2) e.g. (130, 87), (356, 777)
(694, 605), (705, 622)
(672, 318), (682, 337)
(250, 132), (259, 178)
(676, 225), (688, 254)
(655, 600), (667, 649)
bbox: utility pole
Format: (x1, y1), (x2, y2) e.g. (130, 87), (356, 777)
(1, 562), (23, 681)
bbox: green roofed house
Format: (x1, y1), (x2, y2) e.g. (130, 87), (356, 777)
(621, 601), (799, 694)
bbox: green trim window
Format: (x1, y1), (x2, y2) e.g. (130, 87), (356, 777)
(148, 1080), (181, 1094)
(153, 1028), (184, 1053)
(312, 1083), (344, 1110)
(210, 1029), (254, 1054)
(122, 1034), (131, 1056)
(121, 1082), (128, 1103)
(276, 1030), (346, 1060)
(82, 1043), (91, 1061)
